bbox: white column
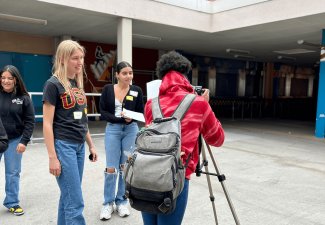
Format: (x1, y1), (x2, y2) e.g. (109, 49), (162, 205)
(308, 76), (314, 97)
(117, 18), (132, 64)
(61, 35), (72, 41)
(208, 67), (216, 97)
(238, 69), (246, 97)
(285, 74), (293, 97)
(191, 67), (199, 86)
(54, 35), (72, 51)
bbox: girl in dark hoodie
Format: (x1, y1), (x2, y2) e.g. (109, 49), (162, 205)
(0, 65), (35, 216)
(0, 117), (8, 153)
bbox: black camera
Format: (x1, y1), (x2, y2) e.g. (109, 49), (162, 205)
(193, 86), (204, 96)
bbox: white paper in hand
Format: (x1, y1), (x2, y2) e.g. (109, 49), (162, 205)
(146, 80), (162, 100)
(123, 109), (145, 123)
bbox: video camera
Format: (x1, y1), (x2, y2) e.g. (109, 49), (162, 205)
(193, 85), (204, 96)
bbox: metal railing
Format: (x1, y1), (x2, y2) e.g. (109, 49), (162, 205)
(29, 92), (104, 144)
(210, 97), (316, 121)
(210, 98), (263, 121)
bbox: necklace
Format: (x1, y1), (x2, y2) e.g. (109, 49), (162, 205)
(114, 84), (129, 103)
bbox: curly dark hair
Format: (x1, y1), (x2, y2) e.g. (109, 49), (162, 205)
(156, 51), (192, 79)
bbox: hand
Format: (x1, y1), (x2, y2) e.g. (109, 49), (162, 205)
(16, 143), (26, 153)
(201, 89), (210, 102)
(49, 157), (61, 177)
(124, 117), (132, 123)
(121, 112), (132, 123)
(89, 146), (98, 162)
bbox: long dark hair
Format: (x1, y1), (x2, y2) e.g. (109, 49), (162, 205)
(116, 61), (132, 74)
(0, 65), (28, 95)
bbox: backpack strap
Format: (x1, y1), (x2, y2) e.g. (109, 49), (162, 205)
(172, 94), (196, 121)
(152, 97), (163, 119)
(152, 94), (196, 120)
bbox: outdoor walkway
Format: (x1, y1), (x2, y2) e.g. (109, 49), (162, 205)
(0, 119), (324, 225)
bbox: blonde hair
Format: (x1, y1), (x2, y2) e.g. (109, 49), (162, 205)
(52, 40), (86, 91)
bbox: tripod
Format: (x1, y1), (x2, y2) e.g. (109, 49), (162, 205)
(195, 136), (241, 225)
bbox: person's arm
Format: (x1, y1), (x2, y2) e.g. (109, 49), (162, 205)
(135, 86), (144, 114)
(0, 117), (8, 153)
(99, 85), (124, 123)
(43, 101), (61, 177)
(200, 100), (225, 147)
(201, 88), (210, 102)
(17, 95), (35, 153)
(85, 130), (97, 162)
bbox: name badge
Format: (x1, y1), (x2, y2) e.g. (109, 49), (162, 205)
(73, 111), (83, 119)
(126, 95), (133, 101)
(130, 90), (138, 97)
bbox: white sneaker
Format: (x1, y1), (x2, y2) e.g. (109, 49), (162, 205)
(116, 204), (130, 217)
(100, 204), (114, 220)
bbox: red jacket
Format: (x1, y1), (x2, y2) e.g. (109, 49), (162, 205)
(144, 71), (225, 179)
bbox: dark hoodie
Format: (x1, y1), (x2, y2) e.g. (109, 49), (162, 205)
(0, 117), (8, 153)
(0, 90), (35, 146)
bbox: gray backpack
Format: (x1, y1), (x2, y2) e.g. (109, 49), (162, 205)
(124, 94), (195, 214)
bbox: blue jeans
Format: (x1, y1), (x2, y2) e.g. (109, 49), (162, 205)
(103, 122), (138, 206)
(55, 139), (86, 225)
(141, 179), (189, 225)
(0, 137), (22, 208)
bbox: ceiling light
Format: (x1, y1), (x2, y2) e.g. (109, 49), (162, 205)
(234, 54), (255, 59)
(274, 49), (315, 55)
(0, 13), (47, 25)
(226, 48), (250, 54)
(133, 34), (162, 42)
(297, 40), (320, 48)
(277, 55), (296, 61)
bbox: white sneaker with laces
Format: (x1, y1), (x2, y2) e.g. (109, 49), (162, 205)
(100, 204), (114, 220)
(116, 204), (130, 217)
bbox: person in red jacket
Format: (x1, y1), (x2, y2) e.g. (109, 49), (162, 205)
(142, 51), (225, 225)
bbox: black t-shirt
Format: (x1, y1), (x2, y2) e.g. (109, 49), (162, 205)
(42, 76), (88, 143)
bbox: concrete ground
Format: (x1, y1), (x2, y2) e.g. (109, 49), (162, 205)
(0, 119), (324, 225)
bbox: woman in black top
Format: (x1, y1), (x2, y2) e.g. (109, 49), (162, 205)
(43, 40), (98, 225)
(0, 65), (35, 216)
(99, 61), (144, 220)
(0, 117), (8, 153)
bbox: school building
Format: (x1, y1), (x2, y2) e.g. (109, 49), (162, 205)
(1, 0), (325, 137)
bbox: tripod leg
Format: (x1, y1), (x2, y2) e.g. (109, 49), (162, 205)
(201, 141), (219, 225)
(202, 137), (241, 225)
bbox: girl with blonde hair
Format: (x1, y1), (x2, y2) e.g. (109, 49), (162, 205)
(43, 40), (98, 225)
